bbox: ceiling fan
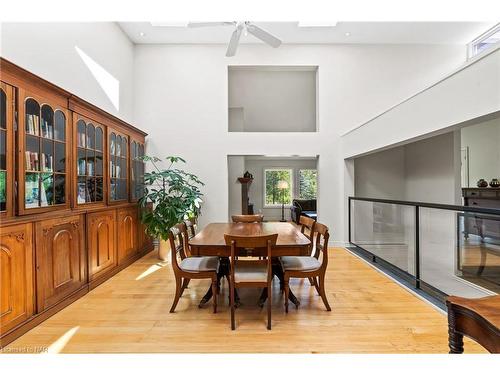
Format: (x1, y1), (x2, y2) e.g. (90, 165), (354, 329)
(188, 21), (282, 57)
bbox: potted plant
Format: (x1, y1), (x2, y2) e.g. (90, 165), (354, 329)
(138, 156), (204, 260)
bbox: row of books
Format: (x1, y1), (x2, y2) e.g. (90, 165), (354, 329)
(110, 163), (123, 178)
(77, 159), (95, 176)
(25, 151), (53, 172)
(26, 114), (64, 139)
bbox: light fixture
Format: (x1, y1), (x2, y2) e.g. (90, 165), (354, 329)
(298, 21), (338, 27)
(150, 22), (188, 27)
(277, 180), (289, 222)
(344, 32), (351, 37)
(139, 32), (146, 37)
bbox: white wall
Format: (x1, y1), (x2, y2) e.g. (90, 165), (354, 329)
(227, 155), (245, 219)
(461, 117), (500, 187)
(354, 132), (460, 204)
(0, 22), (135, 123)
(342, 46), (500, 159)
(354, 147), (406, 199)
(228, 67), (317, 132)
(134, 43), (467, 244)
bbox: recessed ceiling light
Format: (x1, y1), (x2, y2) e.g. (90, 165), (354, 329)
(298, 21), (337, 27)
(150, 22), (188, 27)
(344, 32), (351, 36)
(139, 32), (146, 37)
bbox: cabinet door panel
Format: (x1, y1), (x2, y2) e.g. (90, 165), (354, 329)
(117, 207), (137, 264)
(137, 204), (153, 252)
(87, 209), (117, 280)
(0, 223), (34, 335)
(35, 215), (86, 311)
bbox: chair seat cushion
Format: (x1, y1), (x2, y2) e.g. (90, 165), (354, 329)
(180, 256), (219, 272)
(234, 261), (268, 283)
(281, 256), (320, 272)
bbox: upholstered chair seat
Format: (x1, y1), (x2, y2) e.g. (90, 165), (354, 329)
(280, 256), (321, 272)
(180, 256), (219, 273)
(234, 261), (268, 283)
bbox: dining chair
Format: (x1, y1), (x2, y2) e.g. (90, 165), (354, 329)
(224, 233), (278, 330)
(280, 222), (331, 313)
(169, 223), (219, 313)
(298, 216), (317, 287)
(231, 214), (264, 223)
(183, 218), (197, 257)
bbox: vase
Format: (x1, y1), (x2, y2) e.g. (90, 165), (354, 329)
(477, 179), (488, 188)
(490, 178), (500, 188)
(158, 239), (170, 261)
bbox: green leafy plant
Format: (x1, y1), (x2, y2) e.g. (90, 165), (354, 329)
(138, 156), (204, 241)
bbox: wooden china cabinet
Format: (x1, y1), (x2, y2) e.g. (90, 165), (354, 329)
(0, 58), (153, 347)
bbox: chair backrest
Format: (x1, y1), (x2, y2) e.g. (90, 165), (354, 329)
(184, 217), (197, 238)
(182, 218), (197, 257)
(224, 234), (278, 283)
(231, 214), (264, 223)
(299, 215), (316, 254)
(169, 223), (187, 273)
(311, 222), (330, 270)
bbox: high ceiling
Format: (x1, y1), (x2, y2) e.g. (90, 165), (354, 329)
(118, 22), (496, 45)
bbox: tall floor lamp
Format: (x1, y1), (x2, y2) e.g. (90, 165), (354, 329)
(277, 180), (289, 222)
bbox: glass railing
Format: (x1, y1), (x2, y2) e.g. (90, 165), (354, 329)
(349, 197), (499, 302)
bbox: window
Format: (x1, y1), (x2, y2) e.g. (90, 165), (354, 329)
(299, 169), (317, 199)
(264, 169), (292, 206)
(469, 23), (500, 59)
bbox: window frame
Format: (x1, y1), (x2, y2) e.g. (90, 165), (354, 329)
(468, 23), (500, 59)
(298, 168), (318, 200)
(263, 168), (293, 208)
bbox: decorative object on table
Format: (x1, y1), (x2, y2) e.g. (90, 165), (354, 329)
(477, 179), (489, 188)
(277, 180), (289, 222)
(243, 171), (253, 179)
(138, 155), (204, 260)
(489, 178), (500, 188)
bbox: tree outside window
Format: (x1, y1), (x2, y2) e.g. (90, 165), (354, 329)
(265, 169), (292, 206)
(299, 169), (317, 199)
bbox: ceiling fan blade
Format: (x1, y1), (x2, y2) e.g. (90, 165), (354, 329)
(188, 22), (235, 28)
(246, 23), (282, 48)
(226, 25), (243, 57)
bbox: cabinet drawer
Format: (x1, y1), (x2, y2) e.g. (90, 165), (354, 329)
(467, 199), (500, 209)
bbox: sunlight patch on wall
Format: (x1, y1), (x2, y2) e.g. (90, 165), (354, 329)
(75, 46), (120, 111)
(46, 326), (80, 353)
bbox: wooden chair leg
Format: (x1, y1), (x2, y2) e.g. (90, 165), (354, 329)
(230, 277), (236, 330)
(267, 282), (272, 330)
(181, 278), (190, 295)
(212, 278), (217, 314)
(170, 276), (182, 313)
(318, 274), (331, 311)
(312, 276), (320, 295)
(284, 276), (290, 314)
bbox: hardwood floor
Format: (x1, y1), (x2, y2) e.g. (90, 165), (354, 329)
(3, 248), (486, 353)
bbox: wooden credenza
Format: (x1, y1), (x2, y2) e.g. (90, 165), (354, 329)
(0, 58), (153, 347)
(462, 188), (500, 240)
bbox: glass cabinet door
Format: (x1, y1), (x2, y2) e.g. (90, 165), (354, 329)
(109, 130), (128, 202)
(21, 93), (68, 213)
(130, 140), (145, 201)
(0, 82), (13, 216)
(75, 117), (105, 205)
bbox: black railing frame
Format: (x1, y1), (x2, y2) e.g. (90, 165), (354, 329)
(347, 196), (500, 303)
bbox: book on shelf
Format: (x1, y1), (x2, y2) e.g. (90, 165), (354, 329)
(40, 120), (53, 139)
(25, 151), (40, 171)
(78, 132), (86, 147)
(78, 159), (86, 176)
(41, 153), (53, 172)
(26, 115), (40, 136)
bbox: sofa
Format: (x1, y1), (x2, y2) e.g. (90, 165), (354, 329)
(290, 199), (317, 224)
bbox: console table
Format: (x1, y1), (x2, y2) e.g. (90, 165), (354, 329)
(446, 295), (500, 353)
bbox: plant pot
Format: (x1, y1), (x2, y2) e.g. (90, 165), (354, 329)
(158, 239), (171, 261)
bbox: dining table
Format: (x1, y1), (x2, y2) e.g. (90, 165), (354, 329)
(189, 221), (311, 307)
